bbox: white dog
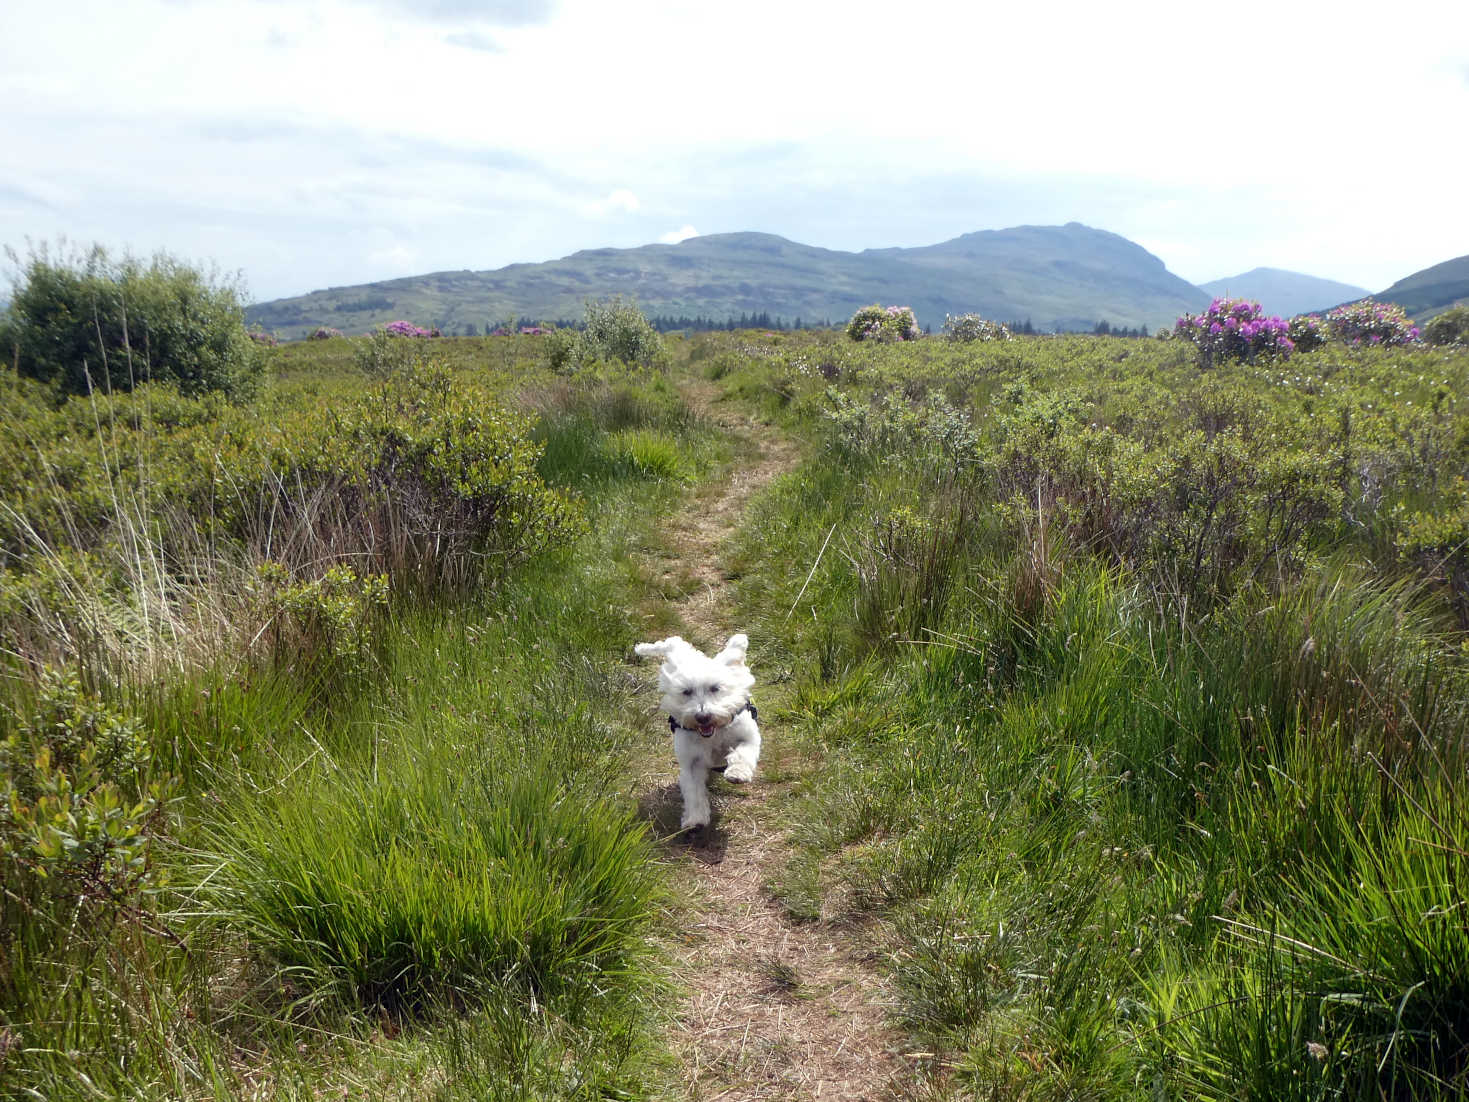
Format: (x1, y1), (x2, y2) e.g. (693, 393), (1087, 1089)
(634, 633), (761, 831)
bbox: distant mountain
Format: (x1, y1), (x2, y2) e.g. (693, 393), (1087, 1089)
(1198, 267), (1370, 318)
(246, 223), (1210, 337)
(1372, 255), (1469, 320)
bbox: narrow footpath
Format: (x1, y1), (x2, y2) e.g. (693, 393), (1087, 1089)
(635, 383), (911, 1101)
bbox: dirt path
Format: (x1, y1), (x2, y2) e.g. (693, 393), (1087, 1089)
(636, 382), (911, 1101)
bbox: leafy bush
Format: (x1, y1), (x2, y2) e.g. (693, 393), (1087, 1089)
(943, 313), (1012, 342)
(847, 304), (920, 343)
(1, 669), (171, 944)
(578, 297), (664, 367)
(239, 364), (586, 589)
(1325, 298), (1421, 346)
(1287, 313), (1327, 352)
(542, 300), (664, 371)
(251, 562), (389, 680)
(1423, 303), (1469, 346)
(1, 242), (264, 398)
(1175, 297), (1294, 367)
(307, 326), (344, 340)
(354, 324), (431, 375)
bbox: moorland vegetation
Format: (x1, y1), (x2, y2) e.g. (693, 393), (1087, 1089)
(2, 255), (1468, 1099)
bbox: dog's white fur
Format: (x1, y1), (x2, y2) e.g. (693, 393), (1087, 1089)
(634, 633), (761, 830)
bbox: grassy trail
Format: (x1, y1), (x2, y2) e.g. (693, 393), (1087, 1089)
(635, 380), (908, 1101)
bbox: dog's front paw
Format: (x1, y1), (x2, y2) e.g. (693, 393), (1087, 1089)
(723, 762), (754, 783)
(680, 812), (710, 831)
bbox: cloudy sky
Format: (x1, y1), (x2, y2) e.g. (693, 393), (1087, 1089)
(4, 0), (1467, 303)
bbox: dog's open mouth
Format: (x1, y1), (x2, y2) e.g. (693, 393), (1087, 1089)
(695, 720), (719, 737)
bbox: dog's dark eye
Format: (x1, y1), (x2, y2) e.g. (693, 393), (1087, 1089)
(708, 684), (721, 694)
(682, 688), (693, 697)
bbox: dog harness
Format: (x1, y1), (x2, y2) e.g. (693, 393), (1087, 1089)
(669, 700), (757, 736)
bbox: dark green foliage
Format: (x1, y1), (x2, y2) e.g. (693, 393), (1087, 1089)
(2, 242), (264, 398)
(1423, 303), (1469, 346)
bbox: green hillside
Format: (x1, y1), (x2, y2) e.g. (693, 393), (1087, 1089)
(1198, 266), (1369, 317)
(1373, 254), (1469, 319)
(246, 222), (1211, 337)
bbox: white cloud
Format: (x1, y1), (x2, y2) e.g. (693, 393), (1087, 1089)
(658, 225), (698, 244)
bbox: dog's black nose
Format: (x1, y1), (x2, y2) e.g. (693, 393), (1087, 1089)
(694, 712), (712, 726)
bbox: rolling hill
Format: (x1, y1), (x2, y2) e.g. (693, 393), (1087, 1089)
(1198, 267), (1369, 318)
(245, 223), (1211, 337)
(1372, 255), (1469, 320)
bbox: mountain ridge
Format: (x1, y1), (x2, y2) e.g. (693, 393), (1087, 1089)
(1199, 267), (1371, 319)
(245, 223), (1211, 337)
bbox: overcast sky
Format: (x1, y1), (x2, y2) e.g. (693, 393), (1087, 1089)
(4, 0), (1467, 304)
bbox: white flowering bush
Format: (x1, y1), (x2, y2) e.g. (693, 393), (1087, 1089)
(943, 313), (1012, 342)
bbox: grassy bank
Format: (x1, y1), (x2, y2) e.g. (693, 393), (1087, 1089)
(712, 329), (1469, 1098)
(1, 334), (717, 1099)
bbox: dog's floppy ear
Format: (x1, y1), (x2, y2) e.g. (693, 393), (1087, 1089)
(716, 633), (749, 666)
(635, 636), (686, 660)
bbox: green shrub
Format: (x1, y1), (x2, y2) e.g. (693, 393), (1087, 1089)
(1, 668), (171, 948)
(250, 562), (389, 681)
(943, 313), (1012, 342)
(1423, 303), (1469, 346)
(236, 364), (586, 590)
(353, 324), (431, 376)
(579, 297), (664, 366)
(2, 242), (264, 398)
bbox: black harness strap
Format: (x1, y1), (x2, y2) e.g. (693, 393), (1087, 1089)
(669, 700), (757, 734)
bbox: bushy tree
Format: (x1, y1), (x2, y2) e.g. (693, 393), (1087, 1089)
(545, 298), (665, 372)
(1, 243), (264, 398)
(579, 297), (664, 366)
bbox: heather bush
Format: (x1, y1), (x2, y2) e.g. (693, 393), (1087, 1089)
(308, 326), (344, 341)
(847, 304), (920, 343)
(1174, 297), (1294, 368)
(1325, 298), (1421, 346)
(943, 313), (1012, 342)
(1, 242), (263, 398)
(1423, 303), (1469, 346)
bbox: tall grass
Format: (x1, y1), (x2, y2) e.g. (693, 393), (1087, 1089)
(1, 341), (718, 1099)
(718, 329), (1469, 1098)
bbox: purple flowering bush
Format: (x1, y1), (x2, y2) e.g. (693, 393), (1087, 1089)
(847, 304), (920, 343)
(1287, 314), (1327, 353)
(308, 327), (344, 341)
(1325, 299), (1421, 347)
(382, 320), (440, 339)
(247, 329), (278, 348)
(1175, 298), (1294, 368)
